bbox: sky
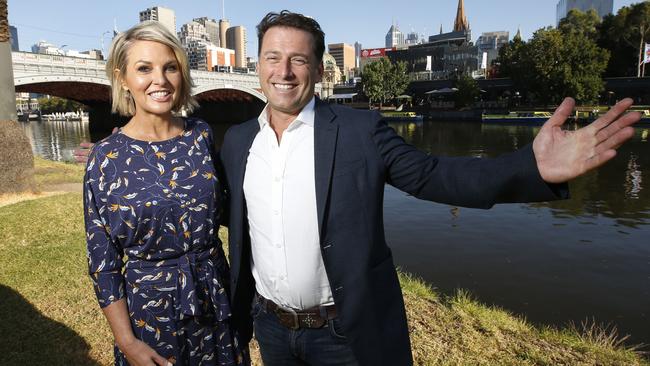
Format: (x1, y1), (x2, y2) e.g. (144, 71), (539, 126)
(7, 0), (642, 59)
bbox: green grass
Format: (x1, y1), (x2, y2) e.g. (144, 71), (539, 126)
(0, 158), (647, 365)
(33, 156), (85, 190)
(0, 193), (112, 365)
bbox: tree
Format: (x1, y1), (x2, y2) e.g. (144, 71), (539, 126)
(454, 74), (479, 109)
(559, 8), (601, 40)
(496, 10), (609, 105)
(38, 96), (87, 114)
(0, 0), (34, 194)
(598, 2), (650, 77)
(361, 58), (410, 108)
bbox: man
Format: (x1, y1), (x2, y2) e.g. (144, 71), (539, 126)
(219, 10), (640, 366)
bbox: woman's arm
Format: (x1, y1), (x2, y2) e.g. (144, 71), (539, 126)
(102, 299), (169, 366)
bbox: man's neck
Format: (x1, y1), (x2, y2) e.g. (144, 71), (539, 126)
(268, 109), (299, 144)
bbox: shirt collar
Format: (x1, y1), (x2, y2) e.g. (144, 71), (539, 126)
(257, 96), (316, 130)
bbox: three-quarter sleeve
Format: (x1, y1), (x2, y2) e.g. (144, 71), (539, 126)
(83, 154), (125, 308)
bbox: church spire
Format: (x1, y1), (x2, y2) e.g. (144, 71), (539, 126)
(514, 26), (522, 41)
(453, 0), (469, 32)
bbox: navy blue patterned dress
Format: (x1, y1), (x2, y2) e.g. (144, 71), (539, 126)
(83, 118), (248, 366)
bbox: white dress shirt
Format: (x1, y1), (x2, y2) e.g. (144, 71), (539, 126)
(243, 97), (334, 309)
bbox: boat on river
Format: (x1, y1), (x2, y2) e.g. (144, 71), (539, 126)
(381, 111), (424, 123)
(482, 111), (552, 124)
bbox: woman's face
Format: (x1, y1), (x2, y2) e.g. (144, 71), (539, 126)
(119, 40), (182, 119)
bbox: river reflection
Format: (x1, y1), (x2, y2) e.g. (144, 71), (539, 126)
(385, 120), (650, 348)
(20, 120), (91, 162)
(21, 117), (650, 347)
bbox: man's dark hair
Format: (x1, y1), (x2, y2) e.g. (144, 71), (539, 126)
(257, 10), (325, 61)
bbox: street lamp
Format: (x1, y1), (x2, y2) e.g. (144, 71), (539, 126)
(59, 44), (68, 56)
(101, 31), (111, 58)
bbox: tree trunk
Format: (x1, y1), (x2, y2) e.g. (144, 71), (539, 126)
(0, 0), (35, 195)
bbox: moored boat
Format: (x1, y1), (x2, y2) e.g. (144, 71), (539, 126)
(381, 111), (424, 122)
(482, 111), (552, 124)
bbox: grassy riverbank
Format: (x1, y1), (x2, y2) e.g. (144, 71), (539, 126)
(0, 159), (646, 365)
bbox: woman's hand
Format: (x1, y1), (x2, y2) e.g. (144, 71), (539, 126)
(100, 299), (172, 366)
(119, 338), (170, 366)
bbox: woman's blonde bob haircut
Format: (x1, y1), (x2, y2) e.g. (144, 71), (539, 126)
(106, 21), (197, 116)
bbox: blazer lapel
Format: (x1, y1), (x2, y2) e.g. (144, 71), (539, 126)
(313, 99), (338, 237)
(232, 120), (260, 246)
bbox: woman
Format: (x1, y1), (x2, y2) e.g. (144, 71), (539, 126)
(83, 21), (247, 366)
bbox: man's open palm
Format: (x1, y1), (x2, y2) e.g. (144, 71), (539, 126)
(533, 97), (640, 184)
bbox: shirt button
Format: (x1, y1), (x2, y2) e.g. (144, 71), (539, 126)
(273, 210), (279, 215)
(274, 176), (281, 182)
(275, 243), (281, 248)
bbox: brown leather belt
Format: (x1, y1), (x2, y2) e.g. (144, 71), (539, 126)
(257, 295), (337, 330)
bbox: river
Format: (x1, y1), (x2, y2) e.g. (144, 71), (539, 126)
(20, 118), (650, 347)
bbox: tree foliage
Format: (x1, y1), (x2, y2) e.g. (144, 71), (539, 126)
(598, 2), (650, 77)
(496, 9), (609, 105)
(454, 75), (480, 109)
(37, 96), (87, 114)
(361, 58), (410, 107)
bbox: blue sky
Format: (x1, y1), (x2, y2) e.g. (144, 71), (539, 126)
(7, 0), (641, 58)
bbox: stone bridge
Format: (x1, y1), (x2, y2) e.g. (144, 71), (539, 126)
(12, 51), (268, 129)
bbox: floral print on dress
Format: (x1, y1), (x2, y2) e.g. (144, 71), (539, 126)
(84, 118), (247, 365)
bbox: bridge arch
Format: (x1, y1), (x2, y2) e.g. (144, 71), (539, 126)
(192, 85), (266, 102)
(191, 86), (266, 127)
(14, 76), (111, 104)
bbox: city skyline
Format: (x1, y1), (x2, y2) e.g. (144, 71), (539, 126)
(7, 0), (641, 59)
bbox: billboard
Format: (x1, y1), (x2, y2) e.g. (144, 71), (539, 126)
(360, 48), (391, 58)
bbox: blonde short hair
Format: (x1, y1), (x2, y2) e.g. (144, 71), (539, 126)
(106, 21), (196, 116)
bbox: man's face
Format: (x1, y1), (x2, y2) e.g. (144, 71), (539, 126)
(258, 26), (323, 119)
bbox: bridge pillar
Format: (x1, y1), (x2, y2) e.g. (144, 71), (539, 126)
(86, 102), (128, 140)
(0, 42), (16, 121)
(192, 100), (265, 125)
(0, 41), (34, 193)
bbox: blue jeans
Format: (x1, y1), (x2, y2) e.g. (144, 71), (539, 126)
(252, 301), (358, 366)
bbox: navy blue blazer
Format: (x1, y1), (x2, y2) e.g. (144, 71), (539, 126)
(219, 98), (566, 365)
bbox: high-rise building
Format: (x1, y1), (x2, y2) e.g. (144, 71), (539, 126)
(178, 21), (210, 46)
(9, 25), (19, 51)
(354, 42), (362, 69)
(328, 43), (355, 80)
(477, 31), (509, 69)
(139, 6), (176, 35)
(405, 32), (420, 46)
(226, 26), (247, 68)
(194, 17), (220, 46)
(385, 24), (405, 48)
(184, 39), (234, 71)
(556, 0), (614, 25)
(219, 19), (230, 51)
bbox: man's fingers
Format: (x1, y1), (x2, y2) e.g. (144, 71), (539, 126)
(544, 97), (575, 128)
(586, 149), (617, 172)
(595, 126), (636, 155)
(595, 111), (641, 144)
(588, 98), (635, 132)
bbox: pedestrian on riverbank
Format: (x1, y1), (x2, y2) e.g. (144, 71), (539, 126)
(218, 10), (641, 366)
(83, 21), (248, 366)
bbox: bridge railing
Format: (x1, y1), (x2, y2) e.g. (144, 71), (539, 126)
(191, 69), (260, 89)
(12, 51), (107, 78)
